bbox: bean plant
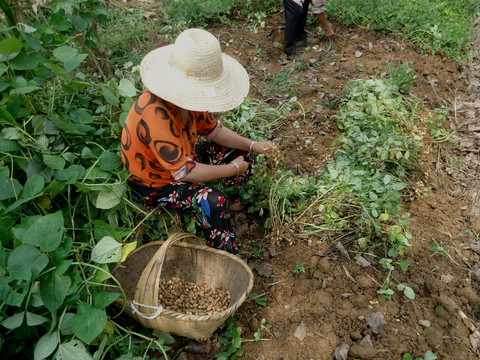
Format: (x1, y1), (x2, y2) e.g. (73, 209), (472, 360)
(304, 63), (419, 299)
(0, 1), (171, 358)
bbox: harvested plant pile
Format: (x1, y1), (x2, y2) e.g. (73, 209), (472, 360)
(264, 143), (283, 170)
(158, 277), (232, 315)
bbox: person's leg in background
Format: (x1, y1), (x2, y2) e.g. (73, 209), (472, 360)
(283, 0), (306, 57)
(312, 0), (335, 38)
(297, 0), (311, 46)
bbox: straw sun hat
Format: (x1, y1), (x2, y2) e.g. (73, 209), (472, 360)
(139, 28), (250, 112)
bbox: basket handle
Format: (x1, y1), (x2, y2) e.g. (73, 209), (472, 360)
(131, 300), (163, 319)
(133, 233), (201, 318)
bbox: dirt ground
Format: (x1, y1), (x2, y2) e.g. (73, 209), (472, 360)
(140, 10), (480, 360)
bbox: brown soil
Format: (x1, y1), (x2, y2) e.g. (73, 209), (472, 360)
(147, 11), (480, 360)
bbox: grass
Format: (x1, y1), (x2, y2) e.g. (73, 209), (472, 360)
(327, 0), (480, 59)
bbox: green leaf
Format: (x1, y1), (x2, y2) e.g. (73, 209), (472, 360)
(91, 236), (122, 264)
(50, 115), (85, 135)
(72, 81), (92, 91)
(10, 51), (43, 70)
(54, 165), (85, 183)
(399, 259), (409, 271)
(34, 332), (59, 360)
(55, 339), (93, 360)
(26, 312), (49, 326)
(0, 63), (7, 76)
(0, 245), (5, 276)
(383, 174), (391, 184)
(93, 263), (111, 284)
(1, 312), (24, 329)
(40, 271), (72, 312)
(377, 288), (394, 298)
(64, 53), (88, 71)
(0, 106), (16, 125)
(101, 86), (119, 106)
(94, 220), (121, 241)
(15, 211), (65, 252)
(18, 22), (37, 33)
(44, 179), (66, 197)
(152, 331), (176, 345)
(53, 45), (77, 62)
(0, 174), (22, 200)
(70, 302), (108, 345)
(22, 33), (43, 51)
(2, 127), (20, 139)
(403, 285), (415, 300)
(83, 165), (111, 181)
(70, 108), (93, 124)
(0, 138), (19, 152)
(98, 151), (122, 171)
(8, 244), (49, 282)
(59, 313), (75, 336)
(92, 291), (120, 309)
(43, 154), (66, 170)
(0, 277), (27, 306)
(0, 37), (23, 61)
(69, 15), (89, 31)
(50, 14), (71, 31)
(20, 173), (45, 199)
(424, 350), (435, 360)
(44, 62), (72, 80)
(95, 190), (121, 209)
(118, 79), (137, 97)
(10, 85), (41, 95)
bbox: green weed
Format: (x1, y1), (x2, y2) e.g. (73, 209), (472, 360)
(429, 238), (465, 269)
(217, 317), (267, 359)
(159, 0), (236, 26)
(384, 61), (416, 94)
(426, 108), (453, 143)
(400, 350), (437, 360)
(249, 292), (268, 306)
(327, 0), (479, 59)
(293, 261), (308, 276)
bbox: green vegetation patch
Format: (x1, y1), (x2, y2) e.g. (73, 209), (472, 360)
(328, 0), (480, 59)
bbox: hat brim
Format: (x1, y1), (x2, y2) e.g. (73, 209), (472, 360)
(140, 46), (250, 112)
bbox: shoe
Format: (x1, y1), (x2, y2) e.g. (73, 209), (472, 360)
(296, 38), (308, 47)
(286, 52), (306, 62)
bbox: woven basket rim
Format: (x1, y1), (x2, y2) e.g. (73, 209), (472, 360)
(114, 238), (254, 322)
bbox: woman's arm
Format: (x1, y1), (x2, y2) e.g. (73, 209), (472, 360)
(182, 125), (271, 183)
(181, 156), (248, 183)
(212, 126), (271, 154)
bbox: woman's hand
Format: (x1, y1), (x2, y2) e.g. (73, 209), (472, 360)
(251, 141), (272, 155)
(231, 156), (249, 176)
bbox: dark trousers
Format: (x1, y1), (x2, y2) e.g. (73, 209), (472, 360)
(283, 0), (311, 55)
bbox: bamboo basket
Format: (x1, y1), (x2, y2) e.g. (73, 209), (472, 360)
(110, 233), (254, 341)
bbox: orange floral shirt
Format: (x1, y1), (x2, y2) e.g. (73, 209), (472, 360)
(121, 92), (221, 189)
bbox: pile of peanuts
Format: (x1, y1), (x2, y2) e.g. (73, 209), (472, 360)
(158, 277), (231, 315)
(264, 143), (283, 170)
